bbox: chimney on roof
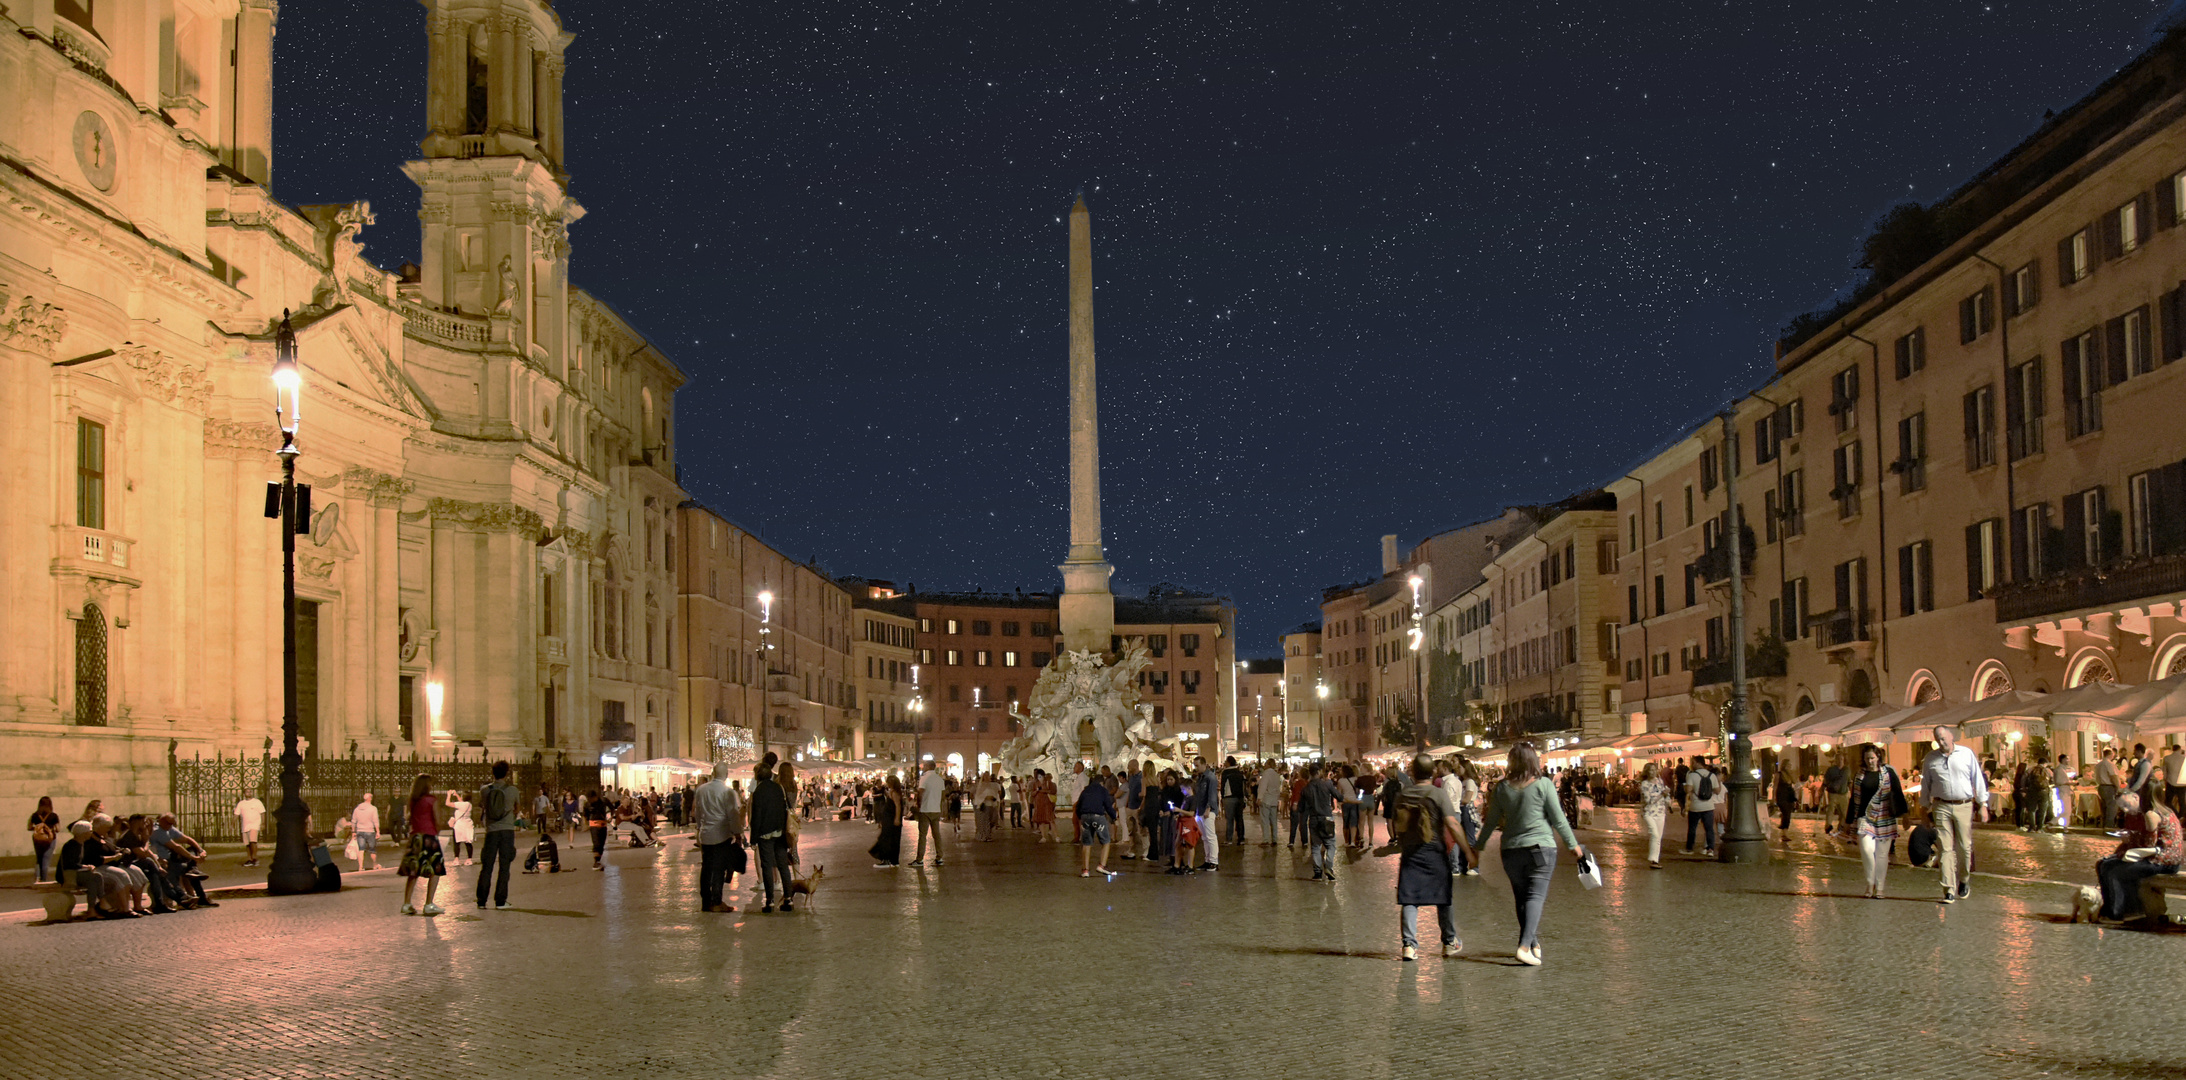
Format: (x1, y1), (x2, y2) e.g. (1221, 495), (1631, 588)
(1381, 534), (1399, 576)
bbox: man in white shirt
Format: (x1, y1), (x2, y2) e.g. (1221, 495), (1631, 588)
(1920, 725), (1989, 904)
(234, 793), (267, 867)
(349, 793), (381, 871)
(695, 763), (740, 913)
(1256, 765), (1284, 846)
(911, 759), (948, 866)
(1062, 761), (1089, 817)
(1681, 760), (1719, 857)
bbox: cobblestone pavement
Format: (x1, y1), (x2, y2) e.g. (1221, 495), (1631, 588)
(3, 812), (2181, 1080)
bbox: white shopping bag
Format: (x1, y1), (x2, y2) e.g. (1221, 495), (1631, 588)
(1575, 847), (1603, 890)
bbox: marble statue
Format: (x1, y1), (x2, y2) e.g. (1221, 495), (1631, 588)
(996, 639), (1160, 776)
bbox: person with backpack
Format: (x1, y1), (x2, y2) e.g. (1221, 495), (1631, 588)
(474, 760), (520, 910)
(1682, 758), (1720, 857)
(1385, 753), (1477, 961)
(1474, 741), (1582, 966)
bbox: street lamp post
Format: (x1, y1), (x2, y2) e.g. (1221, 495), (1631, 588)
(265, 311), (318, 895)
(1717, 410), (1768, 862)
(1315, 680), (1329, 757)
(1407, 574), (1427, 750)
(755, 590), (773, 762)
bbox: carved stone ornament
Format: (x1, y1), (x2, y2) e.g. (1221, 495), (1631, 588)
(332, 201), (374, 278)
(202, 419), (283, 459)
(342, 465), (414, 507)
(298, 552), (338, 581)
(427, 496), (546, 538)
(995, 639), (1159, 776)
(495, 255), (519, 316)
(119, 344), (213, 411)
(2, 290), (68, 357)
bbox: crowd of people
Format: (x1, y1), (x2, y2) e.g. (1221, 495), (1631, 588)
(27, 727), (2183, 949)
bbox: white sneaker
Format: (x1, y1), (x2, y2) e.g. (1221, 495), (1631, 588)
(1442, 942), (1463, 958)
(401, 903), (417, 915)
(1516, 945), (1543, 967)
(1400, 945), (1418, 962)
(493, 901), (512, 909)
(421, 903), (444, 915)
(1464, 868), (1481, 876)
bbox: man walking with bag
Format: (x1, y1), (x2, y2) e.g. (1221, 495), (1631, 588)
(1386, 753), (1475, 961)
(1920, 725), (1988, 904)
(475, 761), (520, 910)
(696, 763), (739, 913)
(1682, 759), (1719, 857)
(911, 758), (947, 866)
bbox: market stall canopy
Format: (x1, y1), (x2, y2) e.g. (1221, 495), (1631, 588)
(1423, 744), (1464, 757)
(1935, 690), (2054, 740)
(1607, 732), (1713, 759)
(1752, 704), (1869, 748)
(1831, 700), (1957, 746)
(630, 757), (714, 773)
(2059, 671), (2186, 737)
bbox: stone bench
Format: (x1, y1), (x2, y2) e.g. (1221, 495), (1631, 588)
(37, 871), (89, 923)
(2139, 870), (2186, 921)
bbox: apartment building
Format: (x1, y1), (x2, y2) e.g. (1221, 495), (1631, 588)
(846, 580), (919, 763)
(1592, 33), (2186, 772)
(1279, 624), (1323, 755)
(1317, 583), (1376, 757)
(909, 589), (1237, 775)
(676, 505), (855, 765)
(1236, 658), (1287, 760)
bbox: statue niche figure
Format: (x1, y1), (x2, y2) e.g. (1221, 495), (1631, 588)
(495, 256), (520, 316)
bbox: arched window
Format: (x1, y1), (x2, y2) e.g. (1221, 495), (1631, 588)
(1906, 670), (1942, 705)
(1972, 661), (2013, 701)
(75, 602), (108, 726)
(2156, 636), (2186, 680)
(2067, 649), (2115, 688)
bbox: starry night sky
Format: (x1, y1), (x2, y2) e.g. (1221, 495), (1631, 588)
(273, 0), (2171, 655)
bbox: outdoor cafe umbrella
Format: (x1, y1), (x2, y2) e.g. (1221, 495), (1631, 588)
(2058, 671), (2186, 737)
(1751, 703), (1869, 749)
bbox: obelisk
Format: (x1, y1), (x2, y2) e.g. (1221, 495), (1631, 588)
(1058, 194), (1116, 655)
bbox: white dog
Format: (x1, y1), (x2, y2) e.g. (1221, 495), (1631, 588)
(2069, 885), (2102, 924)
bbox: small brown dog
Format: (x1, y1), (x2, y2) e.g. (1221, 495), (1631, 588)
(784, 865), (825, 906)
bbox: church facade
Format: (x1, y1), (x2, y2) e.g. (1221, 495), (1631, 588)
(0, 0), (687, 857)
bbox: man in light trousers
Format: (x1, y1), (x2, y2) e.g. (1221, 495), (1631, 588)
(1920, 725), (1988, 904)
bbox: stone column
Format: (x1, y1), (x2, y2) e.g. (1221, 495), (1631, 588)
(424, 13), (453, 134)
(543, 56), (565, 165)
(513, 32), (535, 138)
(444, 16), (470, 132)
(489, 15), (516, 134)
(232, 0), (277, 185)
(532, 52), (552, 153)
(0, 298), (64, 722)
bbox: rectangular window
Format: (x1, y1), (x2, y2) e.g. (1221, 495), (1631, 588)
(1628, 584), (1641, 625)
(1683, 563), (1697, 608)
(1895, 412), (1926, 494)
(918, 648), (934, 664)
(1147, 634), (1168, 658)
(945, 649), (962, 666)
(1779, 470), (1805, 537)
(1627, 512), (1640, 552)
(1654, 500), (1664, 541)
(1782, 577), (1809, 640)
(1653, 574), (1666, 618)
(1179, 633), (1201, 657)
(2063, 330), (2102, 438)
(974, 650), (991, 666)
(1897, 540), (1934, 616)
(1031, 651), (1051, 668)
(1958, 287), (1995, 345)
(1030, 621), (1050, 637)
(1683, 484), (1695, 528)
(1963, 385), (1996, 470)
(76, 418), (105, 530)
(1700, 446), (1719, 493)
(1893, 327), (1926, 378)
(1966, 518), (2002, 600)
(2131, 472), (2155, 556)
(2006, 358), (2045, 460)
(919, 618), (934, 633)
(2112, 306), (2153, 380)
(1000, 621), (1020, 636)
(1763, 489), (1780, 543)
(2007, 262), (2040, 317)
(971, 620), (991, 636)
(2013, 503), (2050, 581)
(1832, 442), (1862, 519)
(1003, 650), (1020, 667)
(2069, 487), (2109, 567)
(2061, 228), (2091, 285)
(945, 619), (961, 635)
(1831, 366), (1860, 434)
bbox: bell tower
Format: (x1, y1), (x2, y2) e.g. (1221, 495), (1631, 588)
(402, 0), (580, 358)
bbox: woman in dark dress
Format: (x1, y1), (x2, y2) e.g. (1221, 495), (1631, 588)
(870, 774), (905, 868)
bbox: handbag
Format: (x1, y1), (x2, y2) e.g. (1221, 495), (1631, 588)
(1575, 847), (1602, 890)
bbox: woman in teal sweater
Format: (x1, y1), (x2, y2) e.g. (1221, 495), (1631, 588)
(1473, 741), (1582, 966)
